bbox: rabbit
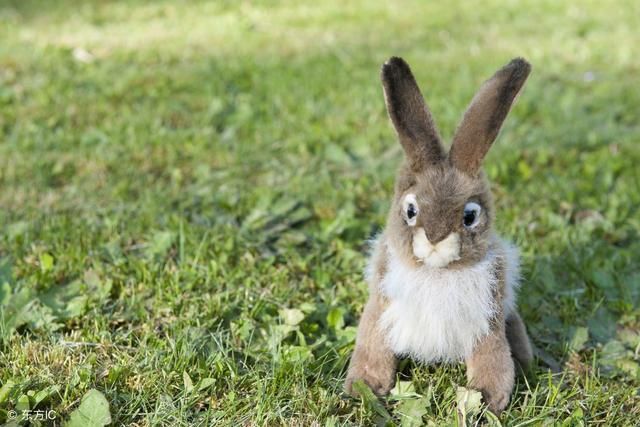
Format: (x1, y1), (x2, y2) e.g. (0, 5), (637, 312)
(344, 57), (533, 414)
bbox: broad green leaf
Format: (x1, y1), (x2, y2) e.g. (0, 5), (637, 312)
(0, 258), (12, 289)
(562, 406), (585, 426)
(270, 324), (295, 345)
(325, 142), (352, 165)
(33, 385), (60, 406)
(40, 281), (88, 320)
(351, 380), (391, 422)
(326, 307), (345, 331)
(299, 302), (316, 313)
(456, 386), (483, 425)
(145, 231), (175, 258)
(600, 340), (627, 363)
(336, 326), (357, 344)
(0, 282), (11, 306)
(22, 302), (61, 332)
(0, 288), (38, 338)
(279, 308), (304, 326)
(397, 397), (429, 427)
(588, 307), (616, 343)
(197, 378), (216, 392)
(616, 358), (640, 378)
(569, 327), (589, 351)
(598, 339), (640, 377)
(16, 394), (30, 412)
(7, 221), (29, 239)
(39, 253), (54, 273)
(390, 381), (420, 399)
(283, 345), (312, 363)
(617, 327), (640, 349)
(84, 269), (112, 301)
(0, 380), (16, 403)
(183, 371), (194, 393)
(66, 389), (111, 427)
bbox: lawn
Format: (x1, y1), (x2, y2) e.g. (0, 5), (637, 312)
(1, 0), (639, 425)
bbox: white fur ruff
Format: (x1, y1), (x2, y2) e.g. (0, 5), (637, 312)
(501, 240), (520, 317)
(375, 239), (519, 363)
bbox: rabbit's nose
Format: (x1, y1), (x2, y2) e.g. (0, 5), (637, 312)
(424, 227), (450, 245)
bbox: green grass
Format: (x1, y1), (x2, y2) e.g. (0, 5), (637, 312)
(1, 0), (640, 425)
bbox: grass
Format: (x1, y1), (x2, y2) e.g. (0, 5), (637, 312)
(1, 0), (639, 425)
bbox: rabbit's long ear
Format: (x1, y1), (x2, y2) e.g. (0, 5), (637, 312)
(381, 57), (445, 172)
(449, 58), (531, 175)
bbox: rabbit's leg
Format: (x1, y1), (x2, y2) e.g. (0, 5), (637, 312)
(505, 310), (533, 369)
(345, 293), (397, 396)
(466, 320), (514, 414)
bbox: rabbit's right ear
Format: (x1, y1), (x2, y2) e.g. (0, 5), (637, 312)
(448, 58), (531, 176)
(381, 57), (445, 172)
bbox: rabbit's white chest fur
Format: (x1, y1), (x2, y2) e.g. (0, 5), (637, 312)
(375, 238), (519, 363)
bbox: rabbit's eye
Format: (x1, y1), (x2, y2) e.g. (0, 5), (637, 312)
(407, 203), (417, 219)
(463, 202), (481, 228)
(402, 193), (419, 226)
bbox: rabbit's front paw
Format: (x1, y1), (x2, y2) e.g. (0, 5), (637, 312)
(468, 360), (514, 414)
(345, 368), (395, 397)
(478, 385), (511, 414)
(344, 353), (396, 397)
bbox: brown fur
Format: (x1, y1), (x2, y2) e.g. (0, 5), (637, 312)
(381, 57), (445, 171)
(345, 241), (397, 396)
(449, 58), (531, 175)
(466, 316), (515, 414)
(506, 311), (534, 369)
(464, 251), (514, 413)
(345, 57), (533, 414)
(387, 164), (494, 268)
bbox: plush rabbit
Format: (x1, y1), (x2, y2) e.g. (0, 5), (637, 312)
(345, 57), (533, 414)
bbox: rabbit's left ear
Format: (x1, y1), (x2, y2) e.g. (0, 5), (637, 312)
(381, 57), (445, 172)
(449, 58), (531, 175)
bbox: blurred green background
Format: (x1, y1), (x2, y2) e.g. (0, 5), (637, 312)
(1, 0), (639, 425)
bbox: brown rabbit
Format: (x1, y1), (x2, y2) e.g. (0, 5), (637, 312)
(344, 57), (533, 414)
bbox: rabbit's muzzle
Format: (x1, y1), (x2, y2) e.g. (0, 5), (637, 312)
(411, 229), (461, 268)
